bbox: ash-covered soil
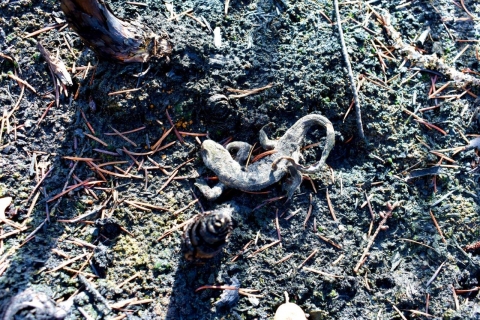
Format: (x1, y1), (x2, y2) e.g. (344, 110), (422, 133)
(1, 0), (480, 319)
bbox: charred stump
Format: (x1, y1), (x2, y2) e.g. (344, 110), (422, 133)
(60, 0), (172, 63)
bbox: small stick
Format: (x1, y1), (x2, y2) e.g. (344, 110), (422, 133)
(108, 88), (141, 96)
(247, 240), (281, 258)
(124, 201), (151, 212)
(451, 45), (470, 64)
(350, 17), (378, 35)
(392, 305), (407, 320)
(119, 226), (134, 237)
(227, 83), (273, 99)
(92, 148), (119, 156)
(428, 82), (451, 99)
(157, 217), (195, 241)
(252, 195), (286, 212)
(63, 156), (96, 162)
(245, 143), (257, 169)
(364, 192), (375, 220)
(158, 169), (179, 193)
(73, 251), (95, 280)
(284, 208), (301, 220)
(452, 284), (459, 310)
(426, 261), (446, 287)
(110, 298), (155, 310)
(167, 8), (193, 21)
(165, 109), (184, 144)
(225, 0), (230, 15)
(62, 267), (97, 279)
(84, 133), (108, 147)
(177, 131), (207, 137)
(93, 162), (141, 179)
(231, 240), (253, 262)
(110, 127), (137, 147)
(47, 179), (98, 203)
(63, 34), (76, 59)
(414, 119), (447, 135)
(317, 234), (342, 250)
(303, 175), (317, 193)
(303, 267), (343, 278)
(126, 1), (148, 6)
(7, 73), (36, 93)
(173, 199), (198, 215)
(326, 189), (337, 221)
(185, 13), (206, 28)
(419, 105), (440, 112)
(332, 254), (344, 265)
(297, 249), (318, 269)
(6, 82), (25, 120)
(455, 287), (480, 293)
(118, 272), (140, 289)
(23, 191), (40, 226)
(57, 204), (105, 223)
(429, 210), (446, 243)
(25, 167), (53, 203)
(79, 109), (95, 134)
(46, 252), (89, 273)
(397, 238), (437, 252)
(275, 210), (281, 241)
(426, 293), (430, 314)
(354, 202), (399, 273)
(36, 101), (55, 127)
(88, 63), (98, 86)
(334, 0), (365, 140)
(459, 0), (477, 20)
(252, 150), (277, 163)
(105, 126), (145, 136)
(78, 275), (111, 310)
(77, 307), (95, 320)
(154, 140), (177, 154)
(65, 238), (97, 249)
(24, 23), (65, 38)
(124, 200), (170, 212)
(303, 193), (313, 229)
(273, 253), (294, 265)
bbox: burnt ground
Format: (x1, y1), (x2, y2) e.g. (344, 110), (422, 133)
(1, 0), (480, 319)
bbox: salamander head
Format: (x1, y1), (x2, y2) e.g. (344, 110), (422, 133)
(200, 140), (232, 169)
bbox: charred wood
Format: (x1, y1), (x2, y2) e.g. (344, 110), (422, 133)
(60, 0), (172, 63)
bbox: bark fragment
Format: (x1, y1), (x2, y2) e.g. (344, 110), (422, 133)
(60, 0), (172, 63)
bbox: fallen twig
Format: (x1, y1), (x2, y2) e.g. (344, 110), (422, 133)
(354, 202), (399, 273)
(333, 0), (365, 140)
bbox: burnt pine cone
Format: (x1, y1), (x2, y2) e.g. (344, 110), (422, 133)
(183, 206), (234, 260)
